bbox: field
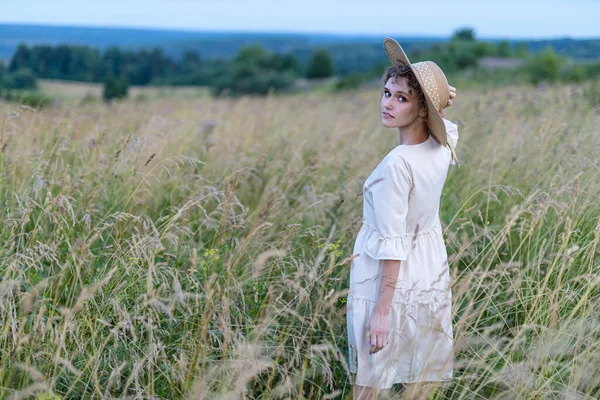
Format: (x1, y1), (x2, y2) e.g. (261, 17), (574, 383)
(37, 80), (211, 104)
(0, 79), (599, 399)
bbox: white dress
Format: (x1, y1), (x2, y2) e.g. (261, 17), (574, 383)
(346, 119), (459, 389)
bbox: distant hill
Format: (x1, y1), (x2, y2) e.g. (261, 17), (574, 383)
(1, 23), (599, 75)
(521, 38), (600, 60)
(0, 23), (444, 59)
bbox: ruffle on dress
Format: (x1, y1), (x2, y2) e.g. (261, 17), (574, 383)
(362, 219), (442, 261)
(347, 291), (450, 325)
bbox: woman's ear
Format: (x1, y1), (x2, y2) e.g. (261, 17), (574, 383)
(418, 107), (428, 118)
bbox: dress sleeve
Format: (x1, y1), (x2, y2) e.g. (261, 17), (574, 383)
(444, 118), (459, 165)
(364, 155), (413, 261)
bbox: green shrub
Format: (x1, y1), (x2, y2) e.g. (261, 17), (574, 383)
(306, 48), (335, 79)
(210, 45), (299, 96)
(102, 76), (129, 102)
(583, 61), (600, 80)
(0, 89), (52, 108)
(583, 79), (600, 108)
(212, 69), (296, 96)
(524, 47), (565, 84)
(561, 66), (587, 83)
(0, 67), (38, 90)
(334, 73), (364, 91)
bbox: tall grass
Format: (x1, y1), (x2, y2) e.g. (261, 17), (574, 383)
(0, 80), (599, 399)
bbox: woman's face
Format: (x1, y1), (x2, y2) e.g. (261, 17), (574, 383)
(380, 76), (425, 129)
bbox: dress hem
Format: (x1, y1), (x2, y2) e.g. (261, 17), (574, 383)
(350, 370), (454, 389)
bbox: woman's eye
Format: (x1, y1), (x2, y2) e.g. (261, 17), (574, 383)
(398, 96), (406, 102)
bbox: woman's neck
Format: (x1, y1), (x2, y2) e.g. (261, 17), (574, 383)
(397, 121), (429, 146)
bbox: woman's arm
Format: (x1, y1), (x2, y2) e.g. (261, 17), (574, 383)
(375, 260), (401, 314)
(368, 259), (401, 354)
(365, 156), (412, 354)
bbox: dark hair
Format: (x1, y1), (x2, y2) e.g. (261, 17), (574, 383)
(381, 65), (427, 115)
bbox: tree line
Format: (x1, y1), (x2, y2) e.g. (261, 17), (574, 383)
(2, 43), (335, 98)
(2, 27), (600, 103)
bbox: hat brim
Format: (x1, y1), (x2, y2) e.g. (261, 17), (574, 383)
(383, 37), (447, 147)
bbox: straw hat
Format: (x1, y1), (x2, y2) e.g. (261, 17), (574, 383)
(383, 37), (458, 165)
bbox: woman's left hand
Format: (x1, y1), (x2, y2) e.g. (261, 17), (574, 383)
(439, 85), (457, 118)
(447, 85), (456, 107)
(367, 311), (390, 355)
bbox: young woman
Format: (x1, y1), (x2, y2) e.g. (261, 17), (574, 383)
(346, 37), (459, 399)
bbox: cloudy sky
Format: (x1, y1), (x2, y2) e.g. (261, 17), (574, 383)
(1, 0), (597, 39)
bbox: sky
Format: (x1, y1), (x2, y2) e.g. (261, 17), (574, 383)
(1, 0), (598, 39)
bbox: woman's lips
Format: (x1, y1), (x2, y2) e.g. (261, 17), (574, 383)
(383, 112), (394, 119)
